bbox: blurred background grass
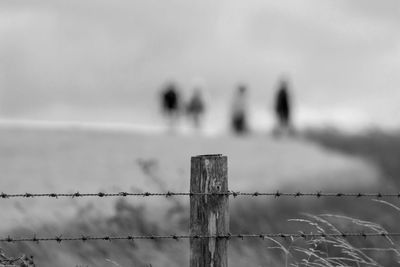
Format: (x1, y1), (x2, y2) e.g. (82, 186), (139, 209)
(0, 127), (399, 266)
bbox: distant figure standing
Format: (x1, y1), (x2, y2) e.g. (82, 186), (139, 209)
(274, 79), (293, 136)
(161, 82), (180, 129)
(186, 88), (205, 129)
(231, 85), (248, 134)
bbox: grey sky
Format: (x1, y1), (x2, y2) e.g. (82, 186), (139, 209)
(0, 0), (399, 128)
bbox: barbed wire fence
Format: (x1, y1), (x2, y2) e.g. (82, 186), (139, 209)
(1, 154), (399, 266)
(2, 191), (400, 199)
(1, 232), (400, 243)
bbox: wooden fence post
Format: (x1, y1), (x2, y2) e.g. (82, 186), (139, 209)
(190, 154), (228, 267)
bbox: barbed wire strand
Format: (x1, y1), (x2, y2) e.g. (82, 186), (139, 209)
(1, 232), (400, 243)
(1, 191), (400, 199)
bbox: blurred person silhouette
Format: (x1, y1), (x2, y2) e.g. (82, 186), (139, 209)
(273, 78), (294, 136)
(231, 84), (249, 135)
(186, 88), (205, 129)
(160, 82), (181, 130)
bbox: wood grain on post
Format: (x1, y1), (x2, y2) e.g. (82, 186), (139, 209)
(190, 154), (228, 267)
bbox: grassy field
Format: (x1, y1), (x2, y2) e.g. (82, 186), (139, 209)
(0, 126), (397, 266)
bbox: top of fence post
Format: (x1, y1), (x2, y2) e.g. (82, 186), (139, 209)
(190, 154), (228, 267)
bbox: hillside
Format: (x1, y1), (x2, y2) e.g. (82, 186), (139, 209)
(0, 125), (383, 266)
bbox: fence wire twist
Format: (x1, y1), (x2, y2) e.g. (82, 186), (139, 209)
(1, 191), (400, 199)
(1, 232), (400, 243)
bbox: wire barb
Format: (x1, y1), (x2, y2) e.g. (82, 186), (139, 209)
(55, 235), (62, 243)
(119, 192), (128, 197)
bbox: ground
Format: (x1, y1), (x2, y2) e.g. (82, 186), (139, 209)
(0, 125), (390, 266)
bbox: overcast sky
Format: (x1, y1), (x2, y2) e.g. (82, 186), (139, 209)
(0, 0), (399, 129)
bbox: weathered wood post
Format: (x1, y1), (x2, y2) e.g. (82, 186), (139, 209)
(190, 154), (229, 267)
